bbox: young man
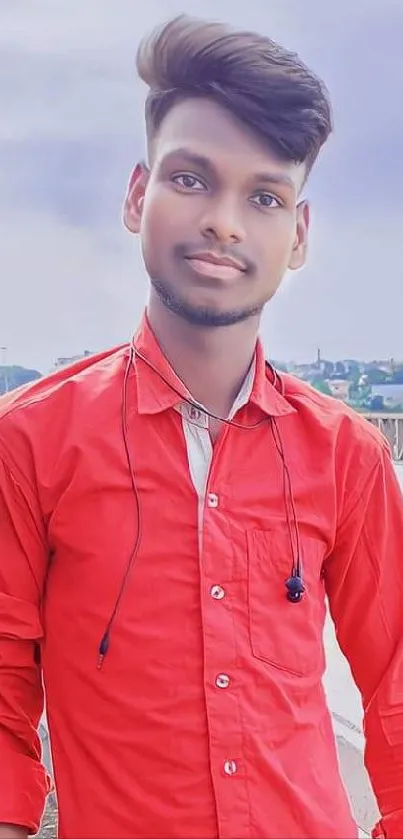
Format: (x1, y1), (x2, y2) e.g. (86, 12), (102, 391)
(0, 15), (402, 839)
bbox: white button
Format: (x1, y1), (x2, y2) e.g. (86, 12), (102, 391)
(224, 760), (237, 776)
(210, 585), (225, 600)
(216, 674), (230, 689)
(207, 493), (219, 508)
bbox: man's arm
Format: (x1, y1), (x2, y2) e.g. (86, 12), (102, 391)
(0, 454), (51, 835)
(324, 438), (403, 838)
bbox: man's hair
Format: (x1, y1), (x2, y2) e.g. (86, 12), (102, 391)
(136, 15), (333, 174)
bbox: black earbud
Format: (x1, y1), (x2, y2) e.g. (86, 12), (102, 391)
(285, 574), (305, 603)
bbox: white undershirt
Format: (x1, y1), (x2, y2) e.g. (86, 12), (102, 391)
(175, 360), (256, 539)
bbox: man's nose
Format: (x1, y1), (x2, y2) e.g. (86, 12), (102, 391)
(199, 194), (246, 244)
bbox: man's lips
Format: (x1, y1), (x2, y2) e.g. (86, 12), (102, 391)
(185, 251), (246, 281)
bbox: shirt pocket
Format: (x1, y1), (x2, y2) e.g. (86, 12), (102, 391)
(247, 529), (326, 678)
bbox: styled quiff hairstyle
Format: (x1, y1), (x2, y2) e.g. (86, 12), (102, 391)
(136, 15), (333, 174)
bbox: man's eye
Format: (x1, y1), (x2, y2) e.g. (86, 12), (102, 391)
(250, 192), (281, 209)
(172, 174), (206, 190)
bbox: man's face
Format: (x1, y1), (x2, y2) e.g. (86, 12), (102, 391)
(124, 97), (309, 327)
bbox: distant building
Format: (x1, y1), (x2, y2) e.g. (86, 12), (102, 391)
(292, 362), (320, 381)
(342, 359), (366, 374)
(327, 379), (350, 401)
(52, 351), (93, 371)
(367, 359), (395, 375)
(371, 383), (403, 409)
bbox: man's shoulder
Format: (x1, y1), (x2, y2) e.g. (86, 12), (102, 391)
(0, 344), (128, 422)
(0, 344), (129, 467)
(281, 372), (388, 457)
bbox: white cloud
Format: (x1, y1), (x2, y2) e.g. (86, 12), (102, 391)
(0, 211), (147, 370)
(1, 0), (402, 366)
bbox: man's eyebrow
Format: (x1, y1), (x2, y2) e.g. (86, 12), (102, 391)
(159, 148), (216, 174)
(159, 148), (296, 191)
(252, 171), (295, 191)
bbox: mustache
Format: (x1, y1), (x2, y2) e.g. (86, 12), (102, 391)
(173, 242), (256, 275)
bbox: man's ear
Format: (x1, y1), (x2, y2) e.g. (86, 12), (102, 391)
(288, 200), (310, 271)
(122, 163), (149, 233)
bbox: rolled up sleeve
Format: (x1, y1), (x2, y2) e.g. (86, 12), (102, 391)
(0, 454), (51, 833)
(325, 440), (403, 838)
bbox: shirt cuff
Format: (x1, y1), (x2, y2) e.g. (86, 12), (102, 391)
(0, 751), (52, 834)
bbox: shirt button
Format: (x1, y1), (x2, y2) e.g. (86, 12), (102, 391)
(189, 406), (201, 421)
(210, 585), (225, 600)
(216, 673), (230, 689)
(224, 759), (237, 776)
(207, 492), (219, 508)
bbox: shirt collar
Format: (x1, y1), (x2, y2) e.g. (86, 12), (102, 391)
(132, 314), (295, 419)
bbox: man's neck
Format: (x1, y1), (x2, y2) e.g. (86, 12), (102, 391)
(147, 299), (260, 419)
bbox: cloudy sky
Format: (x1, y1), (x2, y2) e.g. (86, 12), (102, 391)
(1, 0), (402, 371)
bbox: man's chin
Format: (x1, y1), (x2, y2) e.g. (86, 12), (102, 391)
(165, 299), (258, 328)
(151, 279), (261, 327)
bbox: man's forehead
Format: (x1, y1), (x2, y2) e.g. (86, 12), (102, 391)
(155, 97), (267, 153)
(150, 98), (305, 188)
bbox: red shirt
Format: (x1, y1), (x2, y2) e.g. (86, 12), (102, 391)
(0, 316), (403, 839)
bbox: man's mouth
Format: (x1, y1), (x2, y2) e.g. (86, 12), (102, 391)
(185, 251), (246, 281)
